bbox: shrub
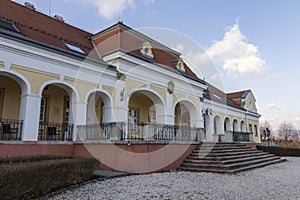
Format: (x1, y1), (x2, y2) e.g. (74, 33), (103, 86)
(257, 146), (300, 157)
(0, 155), (73, 165)
(0, 157), (98, 199)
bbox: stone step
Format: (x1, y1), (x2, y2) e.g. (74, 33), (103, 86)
(184, 154), (275, 165)
(187, 152), (269, 161)
(190, 150), (262, 157)
(178, 142), (286, 173)
(229, 158), (287, 173)
(193, 148), (256, 154)
(195, 146), (252, 151)
(181, 156), (281, 171)
(179, 158), (285, 174)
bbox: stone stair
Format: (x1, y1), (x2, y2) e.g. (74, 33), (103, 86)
(178, 142), (286, 174)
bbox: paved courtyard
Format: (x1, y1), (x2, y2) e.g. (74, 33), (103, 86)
(48, 157), (300, 200)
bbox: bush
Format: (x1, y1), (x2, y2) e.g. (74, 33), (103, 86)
(257, 146), (300, 157)
(0, 155), (73, 165)
(0, 157), (98, 199)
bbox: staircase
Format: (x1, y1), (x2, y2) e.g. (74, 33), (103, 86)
(178, 142), (286, 174)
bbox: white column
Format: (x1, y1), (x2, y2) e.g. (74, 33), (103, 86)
(71, 101), (87, 141)
(165, 92), (174, 125)
(113, 79), (127, 122)
(20, 94), (41, 141)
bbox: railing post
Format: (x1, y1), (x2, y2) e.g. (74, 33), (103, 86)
(225, 131), (233, 142)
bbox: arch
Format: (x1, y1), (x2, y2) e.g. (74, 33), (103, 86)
(0, 69), (31, 95)
(224, 117), (231, 132)
(173, 99), (198, 126)
(39, 80), (79, 103)
(233, 119), (239, 132)
(214, 115), (222, 134)
(86, 89), (113, 124)
(127, 88), (166, 124)
(241, 120), (246, 132)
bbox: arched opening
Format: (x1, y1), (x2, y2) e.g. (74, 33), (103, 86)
(224, 117), (231, 132)
(0, 74), (25, 140)
(203, 114), (210, 135)
(39, 83), (76, 141)
(233, 119), (239, 132)
(174, 103), (190, 127)
(214, 115), (222, 134)
(241, 121), (246, 132)
(127, 90), (165, 140)
(87, 91), (112, 124)
(84, 91), (113, 140)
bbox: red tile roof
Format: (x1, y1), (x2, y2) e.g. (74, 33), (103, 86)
(0, 0), (253, 110)
(0, 0), (94, 54)
(227, 90), (247, 99)
(92, 22), (201, 81)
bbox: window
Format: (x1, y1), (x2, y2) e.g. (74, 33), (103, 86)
(174, 58), (185, 72)
(39, 97), (47, 122)
(254, 125), (258, 137)
(128, 109), (139, 132)
(249, 124), (253, 133)
(249, 101), (253, 110)
(0, 19), (20, 33)
(63, 41), (85, 54)
(149, 110), (156, 123)
(138, 42), (154, 58)
(63, 96), (70, 124)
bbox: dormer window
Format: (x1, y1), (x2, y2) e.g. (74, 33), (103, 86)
(173, 58), (185, 72)
(138, 42), (154, 58)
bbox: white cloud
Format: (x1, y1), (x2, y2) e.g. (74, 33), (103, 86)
(261, 115), (300, 130)
(267, 103), (285, 112)
(75, 0), (154, 20)
(206, 21), (266, 77)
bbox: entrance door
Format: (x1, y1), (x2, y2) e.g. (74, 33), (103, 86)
(0, 88), (4, 118)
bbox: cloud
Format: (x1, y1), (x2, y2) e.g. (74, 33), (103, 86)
(76, 0), (154, 20)
(206, 21), (266, 77)
(261, 115), (300, 130)
(267, 103), (285, 112)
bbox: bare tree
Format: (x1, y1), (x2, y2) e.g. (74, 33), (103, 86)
(278, 121), (296, 145)
(260, 120), (272, 140)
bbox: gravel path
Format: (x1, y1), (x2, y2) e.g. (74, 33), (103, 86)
(48, 157), (300, 200)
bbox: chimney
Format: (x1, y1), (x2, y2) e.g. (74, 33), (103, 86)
(54, 15), (65, 23)
(24, 2), (36, 10)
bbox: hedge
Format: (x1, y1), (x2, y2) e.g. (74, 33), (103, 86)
(0, 155), (73, 165)
(257, 146), (300, 157)
(0, 157), (98, 199)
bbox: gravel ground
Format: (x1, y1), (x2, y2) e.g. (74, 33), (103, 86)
(48, 157), (300, 200)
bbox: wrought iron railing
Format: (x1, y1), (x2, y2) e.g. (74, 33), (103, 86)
(0, 119), (23, 141)
(77, 123), (111, 141)
(233, 131), (252, 142)
(38, 122), (73, 141)
(76, 122), (205, 142)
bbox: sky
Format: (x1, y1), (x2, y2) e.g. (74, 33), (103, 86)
(13, 0), (300, 130)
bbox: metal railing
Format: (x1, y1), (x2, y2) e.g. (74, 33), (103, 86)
(0, 118), (23, 141)
(76, 122), (206, 142)
(233, 131), (252, 142)
(38, 122), (73, 141)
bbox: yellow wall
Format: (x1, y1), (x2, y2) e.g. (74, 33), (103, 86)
(128, 92), (153, 122)
(42, 85), (68, 123)
(245, 94), (257, 112)
(0, 76), (21, 119)
(11, 65), (59, 94)
(150, 85), (166, 103)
